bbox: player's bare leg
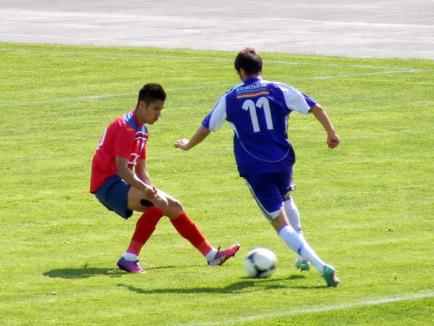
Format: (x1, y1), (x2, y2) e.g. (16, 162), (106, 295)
(118, 188), (239, 272)
(117, 187), (168, 273)
(127, 186), (168, 212)
(162, 193), (240, 265)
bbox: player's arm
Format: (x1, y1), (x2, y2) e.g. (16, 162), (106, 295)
(115, 156), (157, 198)
(135, 158), (151, 185)
(309, 103), (340, 149)
(175, 95), (226, 151)
(175, 125), (210, 151)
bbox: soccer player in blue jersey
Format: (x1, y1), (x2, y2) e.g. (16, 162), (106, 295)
(175, 48), (341, 287)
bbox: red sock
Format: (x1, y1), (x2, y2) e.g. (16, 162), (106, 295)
(127, 207), (164, 256)
(170, 212), (212, 256)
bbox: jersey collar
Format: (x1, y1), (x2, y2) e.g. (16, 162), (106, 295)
(243, 76), (262, 85)
(132, 111), (145, 129)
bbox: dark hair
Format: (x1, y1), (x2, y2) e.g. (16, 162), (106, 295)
(137, 83), (166, 106)
(234, 48), (262, 75)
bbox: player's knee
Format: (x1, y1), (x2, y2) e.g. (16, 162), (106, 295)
(284, 185), (296, 200)
(284, 192), (292, 201)
(164, 197), (184, 219)
(152, 195), (169, 211)
(170, 198), (184, 214)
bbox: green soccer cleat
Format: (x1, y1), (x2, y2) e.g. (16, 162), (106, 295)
(322, 264), (340, 287)
(295, 258), (310, 272)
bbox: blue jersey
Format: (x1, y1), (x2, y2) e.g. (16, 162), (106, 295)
(201, 77), (316, 176)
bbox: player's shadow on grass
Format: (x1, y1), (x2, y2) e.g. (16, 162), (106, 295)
(44, 266), (123, 279)
(118, 274), (324, 294)
(43, 264), (200, 279)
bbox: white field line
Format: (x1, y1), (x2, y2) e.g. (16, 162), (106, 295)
(0, 46), (422, 70)
(177, 291), (434, 326)
(0, 68), (423, 109)
(0, 46), (424, 108)
(307, 69), (422, 80)
(0, 47), (224, 62)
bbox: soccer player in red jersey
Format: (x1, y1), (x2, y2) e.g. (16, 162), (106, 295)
(90, 83), (239, 273)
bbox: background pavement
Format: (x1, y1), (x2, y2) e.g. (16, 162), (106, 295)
(1, 0), (434, 59)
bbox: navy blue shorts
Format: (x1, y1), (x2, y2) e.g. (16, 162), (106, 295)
(244, 172), (294, 221)
(94, 175), (133, 219)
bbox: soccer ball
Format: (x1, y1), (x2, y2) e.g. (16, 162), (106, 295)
(244, 247), (277, 278)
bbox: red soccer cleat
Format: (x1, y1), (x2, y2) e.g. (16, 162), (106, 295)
(208, 243), (241, 266)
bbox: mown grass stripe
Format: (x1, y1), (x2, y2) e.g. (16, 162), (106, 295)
(179, 291), (434, 326)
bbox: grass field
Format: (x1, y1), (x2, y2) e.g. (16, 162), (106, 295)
(0, 42), (433, 325)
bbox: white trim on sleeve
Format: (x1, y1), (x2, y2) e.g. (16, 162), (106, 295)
(276, 83), (311, 115)
(208, 95), (227, 131)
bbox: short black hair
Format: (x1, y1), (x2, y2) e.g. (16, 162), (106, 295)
(234, 48), (262, 75)
(137, 83), (166, 106)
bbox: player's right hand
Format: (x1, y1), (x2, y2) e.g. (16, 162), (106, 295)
(144, 185), (158, 199)
(174, 138), (190, 150)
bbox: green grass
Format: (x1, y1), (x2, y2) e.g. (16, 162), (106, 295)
(0, 42), (433, 325)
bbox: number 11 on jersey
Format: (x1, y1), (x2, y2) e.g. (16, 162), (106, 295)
(242, 97), (274, 133)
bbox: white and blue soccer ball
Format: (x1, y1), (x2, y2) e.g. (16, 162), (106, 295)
(245, 247), (277, 278)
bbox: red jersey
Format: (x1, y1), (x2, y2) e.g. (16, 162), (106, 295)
(90, 111), (148, 193)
